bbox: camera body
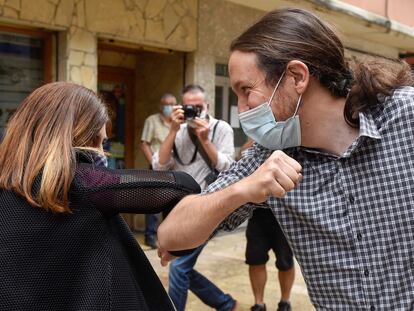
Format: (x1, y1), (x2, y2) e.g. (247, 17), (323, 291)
(183, 105), (202, 120)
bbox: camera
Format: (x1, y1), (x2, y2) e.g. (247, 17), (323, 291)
(183, 105), (202, 120)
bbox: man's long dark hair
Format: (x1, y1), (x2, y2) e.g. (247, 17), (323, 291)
(230, 8), (414, 127)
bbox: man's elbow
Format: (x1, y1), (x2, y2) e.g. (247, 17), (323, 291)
(157, 221), (177, 250)
(158, 223), (202, 252)
(157, 222), (167, 246)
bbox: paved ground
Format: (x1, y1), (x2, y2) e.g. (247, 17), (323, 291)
(137, 229), (315, 311)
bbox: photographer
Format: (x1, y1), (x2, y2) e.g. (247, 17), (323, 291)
(152, 84), (236, 311)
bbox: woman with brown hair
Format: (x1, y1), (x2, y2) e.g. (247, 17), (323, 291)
(0, 82), (199, 310)
(158, 7), (414, 311)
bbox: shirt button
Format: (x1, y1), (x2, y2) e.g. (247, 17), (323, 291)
(348, 194), (355, 204)
(357, 233), (362, 241)
(364, 269), (369, 277)
(370, 306), (375, 311)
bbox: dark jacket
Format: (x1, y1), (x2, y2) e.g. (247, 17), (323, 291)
(0, 163), (200, 310)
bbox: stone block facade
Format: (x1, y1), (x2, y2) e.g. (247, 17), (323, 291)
(0, 0), (198, 91)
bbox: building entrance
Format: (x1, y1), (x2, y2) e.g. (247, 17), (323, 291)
(98, 66), (135, 169)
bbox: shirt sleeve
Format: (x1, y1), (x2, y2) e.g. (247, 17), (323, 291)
(213, 121), (235, 172)
(203, 143), (271, 232)
(141, 115), (154, 143)
(151, 150), (175, 170)
(76, 164), (200, 216)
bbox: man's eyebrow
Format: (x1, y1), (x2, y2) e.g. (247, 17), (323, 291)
(232, 79), (247, 91)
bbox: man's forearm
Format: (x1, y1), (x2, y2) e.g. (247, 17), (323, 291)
(199, 139), (218, 167)
(157, 180), (249, 251)
(158, 130), (177, 165)
(140, 142), (153, 164)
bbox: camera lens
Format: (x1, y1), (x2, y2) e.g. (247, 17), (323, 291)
(183, 105), (201, 120)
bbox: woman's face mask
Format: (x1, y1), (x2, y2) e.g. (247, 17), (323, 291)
(238, 71), (302, 150)
(93, 152), (108, 168)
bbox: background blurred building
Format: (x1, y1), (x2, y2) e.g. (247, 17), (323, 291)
(0, 0), (413, 227)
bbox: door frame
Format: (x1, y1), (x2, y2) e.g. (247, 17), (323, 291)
(98, 65), (135, 168)
(215, 76), (231, 122)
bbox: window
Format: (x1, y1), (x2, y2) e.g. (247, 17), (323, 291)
(215, 63), (246, 153)
(0, 26), (53, 139)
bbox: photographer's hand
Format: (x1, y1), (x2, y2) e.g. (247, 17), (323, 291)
(158, 105), (184, 166)
(170, 105), (184, 132)
(192, 118), (210, 142)
(192, 118), (218, 167)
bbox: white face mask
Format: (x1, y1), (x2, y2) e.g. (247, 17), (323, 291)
(199, 109), (207, 119)
(238, 71), (302, 150)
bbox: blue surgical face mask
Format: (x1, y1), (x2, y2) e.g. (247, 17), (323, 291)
(162, 105), (173, 117)
(238, 71), (302, 150)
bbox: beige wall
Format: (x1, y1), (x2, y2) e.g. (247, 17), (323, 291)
(0, 0), (197, 50)
(98, 50), (137, 69)
(186, 0), (263, 112)
(342, 0), (414, 28)
(0, 0), (197, 91)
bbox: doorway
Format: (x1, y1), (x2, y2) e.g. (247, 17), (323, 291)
(97, 43), (185, 232)
(98, 66), (135, 169)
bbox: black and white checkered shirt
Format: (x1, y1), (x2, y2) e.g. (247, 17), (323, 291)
(205, 87), (414, 310)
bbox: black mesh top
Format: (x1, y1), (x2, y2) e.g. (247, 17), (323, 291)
(0, 164), (200, 311)
(75, 163), (200, 216)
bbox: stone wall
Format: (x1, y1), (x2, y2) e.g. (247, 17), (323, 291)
(0, 0), (198, 90)
(186, 0), (264, 112)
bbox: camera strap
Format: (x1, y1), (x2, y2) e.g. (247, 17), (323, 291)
(189, 120), (220, 171)
(173, 138), (198, 166)
(172, 120), (220, 169)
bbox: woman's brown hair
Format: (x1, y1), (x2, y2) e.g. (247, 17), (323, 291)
(230, 8), (414, 127)
(0, 82), (108, 213)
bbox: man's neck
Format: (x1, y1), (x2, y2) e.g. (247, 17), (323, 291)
(300, 85), (359, 157)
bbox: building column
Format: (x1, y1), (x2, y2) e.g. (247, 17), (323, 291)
(185, 51), (216, 114)
(58, 27), (97, 91)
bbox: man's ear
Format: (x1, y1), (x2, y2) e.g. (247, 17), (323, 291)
(286, 60), (309, 95)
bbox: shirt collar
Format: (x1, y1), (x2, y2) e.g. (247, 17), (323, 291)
(299, 111), (381, 159)
(340, 112), (381, 158)
(358, 112), (381, 140)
